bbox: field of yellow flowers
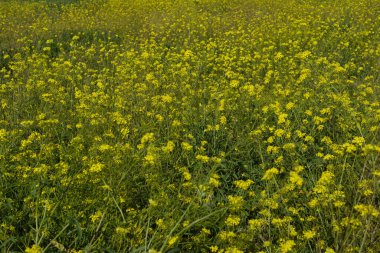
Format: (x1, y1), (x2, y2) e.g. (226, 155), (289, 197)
(1, 0), (380, 252)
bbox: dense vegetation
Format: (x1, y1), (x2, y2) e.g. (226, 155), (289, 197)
(1, 0), (379, 252)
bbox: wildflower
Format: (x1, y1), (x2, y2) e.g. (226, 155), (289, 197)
(308, 198), (318, 208)
(296, 50), (311, 59)
(303, 229), (316, 240)
(354, 204), (379, 217)
(304, 136), (314, 143)
(115, 227), (129, 235)
(25, 245), (42, 253)
(120, 127), (129, 138)
(267, 145), (280, 154)
(225, 247), (244, 253)
(210, 246), (218, 252)
(144, 154), (156, 165)
(343, 143), (357, 153)
(220, 115), (227, 125)
(161, 94), (173, 103)
(201, 228), (211, 235)
(263, 241), (271, 247)
(275, 129), (286, 137)
(156, 219), (165, 229)
(141, 133), (155, 144)
(89, 163), (104, 173)
(279, 240), (296, 253)
(289, 171), (303, 186)
(98, 144), (112, 152)
(172, 120), (181, 127)
(248, 219), (266, 230)
(227, 195), (244, 210)
(323, 154), (335, 161)
(234, 179), (253, 190)
(90, 211), (102, 223)
(283, 143), (296, 151)
(196, 155), (209, 163)
(278, 113), (288, 124)
(209, 174), (221, 187)
(218, 231), (236, 241)
(286, 102), (295, 110)
(181, 141), (193, 151)
(183, 171), (191, 181)
(168, 236), (179, 246)
(230, 80), (239, 88)
(225, 215), (240, 226)
(149, 199), (158, 207)
(352, 136), (365, 145)
(162, 141), (175, 153)
(262, 168), (279, 180)
(274, 52), (284, 61)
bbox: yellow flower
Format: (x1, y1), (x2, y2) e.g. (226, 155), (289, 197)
(218, 231), (236, 241)
(181, 141), (193, 151)
(296, 50), (311, 59)
(289, 171), (303, 186)
(234, 179), (253, 190)
(218, 115), (227, 125)
(162, 141), (175, 153)
(354, 204), (379, 217)
(25, 245), (42, 253)
(161, 94), (173, 103)
(303, 229), (316, 240)
(168, 236), (179, 246)
(225, 215), (240, 226)
(262, 168), (279, 180)
(201, 228), (211, 234)
(227, 195), (244, 210)
(90, 211), (102, 223)
(230, 80), (239, 88)
(98, 144), (112, 152)
(274, 129), (286, 137)
(225, 247), (244, 253)
(141, 133), (155, 144)
(248, 218), (266, 230)
(285, 102), (295, 110)
(183, 171), (191, 181)
(144, 154), (156, 165)
(196, 155), (209, 163)
(279, 239), (296, 253)
(210, 245), (218, 252)
(115, 227), (129, 235)
(283, 143), (296, 151)
(209, 177), (220, 187)
(89, 163), (104, 173)
(278, 113), (288, 124)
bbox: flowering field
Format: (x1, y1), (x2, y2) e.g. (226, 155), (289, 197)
(1, 0), (380, 252)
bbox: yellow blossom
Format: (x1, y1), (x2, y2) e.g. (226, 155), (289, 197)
(234, 179), (254, 190)
(89, 163), (104, 173)
(262, 168), (280, 180)
(181, 141), (193, 151)
(225, 215), (240, 226)
(25, 245), (42, 253)
(279, 240), (296, 253)
(303, 229), (316, 240)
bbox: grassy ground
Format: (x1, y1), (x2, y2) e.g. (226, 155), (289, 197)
(0, 0), (380, 252)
